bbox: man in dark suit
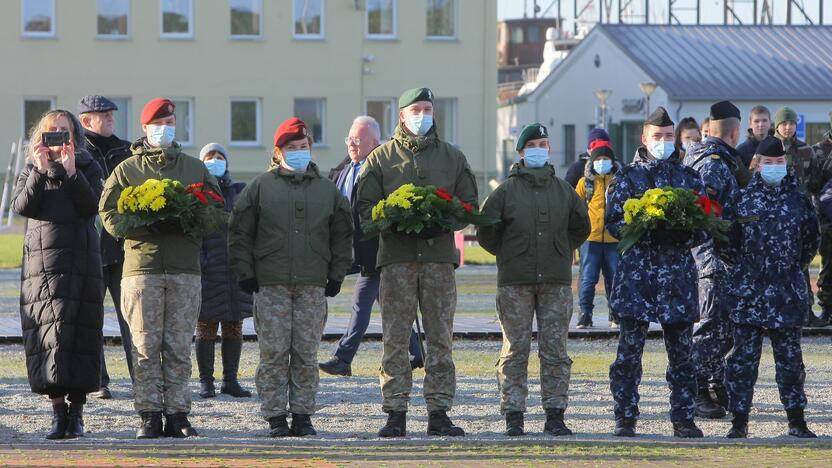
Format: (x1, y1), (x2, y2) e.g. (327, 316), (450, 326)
(319, 116), (424, 376)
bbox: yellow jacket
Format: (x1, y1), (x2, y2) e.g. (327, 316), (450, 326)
(575, 174), (617, 243)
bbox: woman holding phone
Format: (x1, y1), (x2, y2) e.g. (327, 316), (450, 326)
(12, 110), (105, 440)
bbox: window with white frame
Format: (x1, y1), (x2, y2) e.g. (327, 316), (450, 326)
(171, 98), (193, 146)
(230, 0), (261, 38)
(97, 0), (129, 38)
(293, 0), (324, 39)
(433, 98), (457, 144)
(293, 99), (325, 144)
(366, 0), (396, 39)
(426, 0), (455, 39)
(22, 0), (55, 37)
(161, 0), (192, 38)
(365, 98), (396, 140)
(109, 97), (130, 140)
(23, 98), (55, 137)
(230, 99), (261, 145)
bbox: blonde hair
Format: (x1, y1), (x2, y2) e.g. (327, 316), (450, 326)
(25, 109), (82, 162)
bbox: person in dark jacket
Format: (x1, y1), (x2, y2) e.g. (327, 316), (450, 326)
(12, 110), (104, 440)
(674, 117), (701, 160)
(194, 143), (253, 399)
(809, 113), (832, 326)
(319, 116), (424, 377)
(564, 127), (609, 188)
(78, 95), (134, 400)
(735, 105), (772, 169)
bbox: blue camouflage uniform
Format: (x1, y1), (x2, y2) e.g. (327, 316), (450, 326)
(722, 172), (819, 415)
(683, 137), (741, 392)
(606, 147), (706, 422)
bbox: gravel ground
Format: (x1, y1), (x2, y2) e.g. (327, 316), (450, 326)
(1, 338), (832, 445)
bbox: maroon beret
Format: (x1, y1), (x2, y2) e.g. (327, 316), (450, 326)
(141, 98), (175, 125)
(273, 117), (309, 148)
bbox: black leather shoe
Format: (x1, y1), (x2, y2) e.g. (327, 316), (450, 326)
(378, 411), (406, 438)
(543, 408), (573, 436)
(576, 313), (592, 329)
(787, 409), (817, 438)
(136, 411), (163, 439)
(710, 384), (729, 408)
(164, 413), (198, 438)
(290, 413), (317, 437)
(427, 410), (465, 437)
(504, 411), (524, 436)
(319, 356), (352, 376)
(672, 420), (704, 438)
(64, 403), (85, 438)
(46, 403), (68, 440)
(695, 388), (726, 419)
(91, 387), (113, 399)
(268, 415), (290, 437)
(726, 413), (748, 439)
(613, 417), (636, 437)
(410, 358), (424, 370)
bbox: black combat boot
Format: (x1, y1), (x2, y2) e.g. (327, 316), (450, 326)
(427, 410), (465, 437)
(543, 408), (573, 436)
(786, 408), (817, 438)
(672, 420), (704, 438)
(164, 413), (198, 438)
(136, 411), (163, 439)
(64, 402), (85, 438)
(803, 310), (827, 328)
(290, 413), (317, 436)
(710, 383), (729, 408)
(268, 415), (290, 437)
(319, 356), (352, 376)
(695, 386), (726, 419)
(726, 412), (748, 438)
(195, 339), (216, 398)
(45, 403), (68, 440)
(378, 411), (406, 438)
(613, 417), (636, 437)
(504, 411), (524, 436)
(576, 311), (592, 329)
(220, 339), (252, 397)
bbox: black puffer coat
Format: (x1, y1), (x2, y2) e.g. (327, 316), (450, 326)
(199, 171), (253, 322)
(12, 150), (104, 395)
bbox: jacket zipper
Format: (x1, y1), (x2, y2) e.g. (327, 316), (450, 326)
(601, 176), (606, 243)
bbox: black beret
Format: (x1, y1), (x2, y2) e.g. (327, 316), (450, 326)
(398, 87), (434, 109)
(645, 106), (674, 127)
(709, 100), (741, 120)
(515, 123), (549, 151)
(756, 135), (785, 157)
(78, 95), (118, 114)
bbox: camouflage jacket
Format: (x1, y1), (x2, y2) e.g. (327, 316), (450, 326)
(722, 173), (819, 328)
(605, 147), (706, 324)
(776, 133), (814, 194)
(807, 133), (832, 198)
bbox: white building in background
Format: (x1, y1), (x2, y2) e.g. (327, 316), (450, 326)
(497, 24), (832, 179)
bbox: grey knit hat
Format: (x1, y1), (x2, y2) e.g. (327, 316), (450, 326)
(199, 142), (228, 160)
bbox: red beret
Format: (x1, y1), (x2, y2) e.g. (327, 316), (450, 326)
(141, 98), (176, 125)
(273, 117), (309, 148)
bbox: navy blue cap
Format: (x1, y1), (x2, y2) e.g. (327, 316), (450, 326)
(78, 95), (118, 114)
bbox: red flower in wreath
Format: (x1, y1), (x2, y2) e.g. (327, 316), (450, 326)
(695, 194), (723, 217)
(435, 187), (453, 201)
(461, 202), (473, 213)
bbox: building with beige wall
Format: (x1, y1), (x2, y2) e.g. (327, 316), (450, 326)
(2, 0), (497, 183)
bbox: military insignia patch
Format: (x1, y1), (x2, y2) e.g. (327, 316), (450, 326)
(737, 216), (760, 224)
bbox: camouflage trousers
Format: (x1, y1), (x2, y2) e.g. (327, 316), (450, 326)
(691, 276), (733, 389)
(816, 227), (832, 308)
(725, 324), (807, 414)
(253, 284), (327, 419)
(379, 262), (456, 413)
(610, 319), (697, 422)
(496, 283), (573, 414)
(121, 274), (201, 415)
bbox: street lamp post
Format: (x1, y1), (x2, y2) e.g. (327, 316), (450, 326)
(594, 89), (611, 129)
(639, 82), (657, 118)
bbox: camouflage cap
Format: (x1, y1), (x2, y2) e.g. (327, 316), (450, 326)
(398, 87), (434, 109)
(515, 123), (549, 151)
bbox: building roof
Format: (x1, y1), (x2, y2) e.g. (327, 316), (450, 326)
(599, 25), (832, 101)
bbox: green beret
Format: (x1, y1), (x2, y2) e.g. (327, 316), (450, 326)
(398, 87), (434, 109)
(775, 107), (798, 127)
(516, 123), (549, 151)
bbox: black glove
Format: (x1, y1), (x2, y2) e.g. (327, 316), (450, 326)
(325, 279), (342, 297)
(652, 223), (693, 247)
(239, 278), (259, 294)
(147, 218), (181, 235)
(415, 225), (448, 239)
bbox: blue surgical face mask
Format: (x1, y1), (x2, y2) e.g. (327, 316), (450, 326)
(147, 124), (175, 147)
(204, 158), (227, 177)
(523, 147), (549, 168)
(649, 140), (675, 160)
(283, 149), (312, 172)
(760, 164), (787, 185)
(593, 159), (613, 175)
(406, 114), (433, 136)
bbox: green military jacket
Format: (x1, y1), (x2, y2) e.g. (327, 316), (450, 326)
(357, 124), (479, 267)
(99, 140), (221, 277)
(477, 163), (590, 287)
(228, 162), (353, 288)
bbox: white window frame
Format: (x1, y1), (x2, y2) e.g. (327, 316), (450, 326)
(96, 0), (130, 40)
(364, 97), (397, 139)
(426, 0), (457, 41)
(21, 0), (56, 38)
(365, 0), (397, 40)
(292, 0), (325, 41)
(230, 0), (263, 40)
(160, 0), (193, 40)
(293, 98), (326, 145)
(435, 97), (458, 145)
(22, 96), (56, 137)
(229, 98), (262, 147)
(170, 97), (194, 147)
(108, 97), (132, 141)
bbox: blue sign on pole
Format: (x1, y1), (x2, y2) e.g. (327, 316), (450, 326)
(796, 114), (806, 141)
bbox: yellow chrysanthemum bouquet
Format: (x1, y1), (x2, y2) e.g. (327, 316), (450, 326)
(114, 179), (226, 241)
(618, 187), (729, 253)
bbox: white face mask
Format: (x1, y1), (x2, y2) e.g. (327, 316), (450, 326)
(405, 114), (433, 136)
(147, 124), (175, 147)
(649, 140), (675, 160)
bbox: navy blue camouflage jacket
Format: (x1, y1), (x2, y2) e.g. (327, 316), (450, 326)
(605, 147), (706, 324)
(722, 172), (819, 328)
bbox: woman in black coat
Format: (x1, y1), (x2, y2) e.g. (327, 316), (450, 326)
(195, 143), (253, 399)
(12, 110), (104, 440)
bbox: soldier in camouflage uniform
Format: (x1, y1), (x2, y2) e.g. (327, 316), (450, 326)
(606, 107), (707, 438)
(229, 118), (353, 437)
(357, 88), (479, 438)
(99, 98), (221, 439)
(808, 112), (832, 326)
(721, 136), (819, 439)
(477, 123), (590, 437)
(682, 101), (746, 419)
